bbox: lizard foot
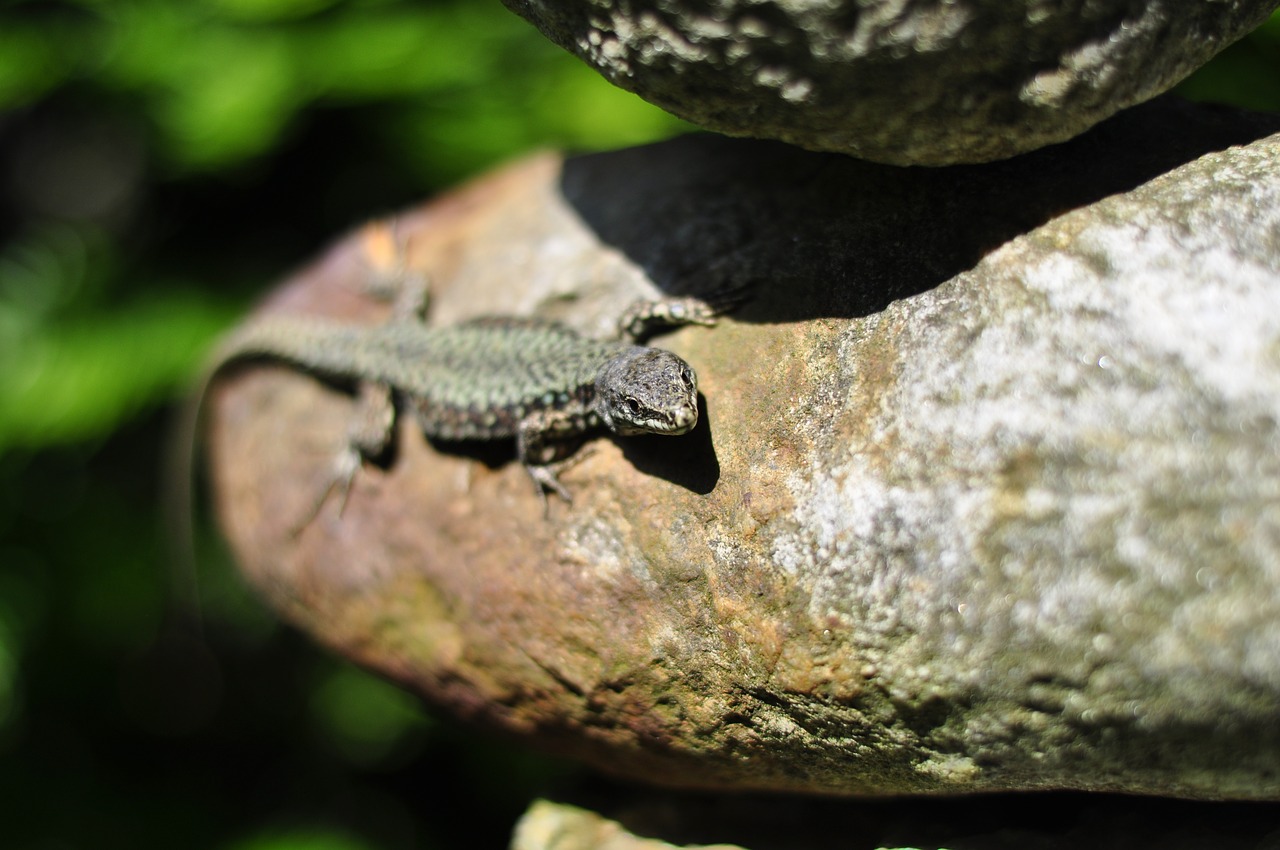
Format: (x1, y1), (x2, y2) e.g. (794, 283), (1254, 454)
(619, 297), (718, 342)
(357, 216), (432, 320)
(618, 285), (752, 342)
(526, 462), (573, 514)
(525, 444), (600, 515)
(290, 447), (362, 536)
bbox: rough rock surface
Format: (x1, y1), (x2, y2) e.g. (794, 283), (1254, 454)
(207, 98), (1280, 798)
(500, 0), (1278, 165)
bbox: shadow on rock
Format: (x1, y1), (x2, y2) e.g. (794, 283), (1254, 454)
(559, 96), (1280, 325)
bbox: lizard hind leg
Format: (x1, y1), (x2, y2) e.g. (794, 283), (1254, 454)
(291, 380), (397, 535)
(388, 269), (431, 323)
(359, 216), (432, 322)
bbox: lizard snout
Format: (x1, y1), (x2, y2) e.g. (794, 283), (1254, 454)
(669, 400), (698, 434)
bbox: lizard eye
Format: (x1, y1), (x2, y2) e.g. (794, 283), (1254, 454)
(624, 397), (641, 415)
(681, 369), (694, 389)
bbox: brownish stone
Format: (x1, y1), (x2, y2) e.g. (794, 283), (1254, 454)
(209, 100), (1280, 798)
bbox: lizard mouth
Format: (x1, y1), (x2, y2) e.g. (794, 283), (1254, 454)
(647, 401), (697, 435)
(669, 402), (698, 434)
(614, 401), (698, 436)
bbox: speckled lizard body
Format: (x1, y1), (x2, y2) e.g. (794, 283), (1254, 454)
(205, 297), (712, 506)
(177, 212), (727, 520)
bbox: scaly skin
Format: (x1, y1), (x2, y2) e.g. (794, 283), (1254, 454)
(197, 294), (713, 508)
(216, 316), (694, 438)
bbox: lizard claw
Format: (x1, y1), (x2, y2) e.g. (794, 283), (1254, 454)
(527, 463), (573, 509)
(525, 444), (601, 515)
(329, 448), (362, 518)
(290, 447), (362, 536)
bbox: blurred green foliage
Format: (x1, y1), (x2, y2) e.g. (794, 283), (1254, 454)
(0, 0), (687, 458)
(1175, 13), (1280, 112)
(0, 0), (683, 176)
(0, 1), (1275, 848)
(0, 1), (679, 848)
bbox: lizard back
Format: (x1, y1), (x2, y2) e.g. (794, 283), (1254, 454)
(217, 315), (635, 440)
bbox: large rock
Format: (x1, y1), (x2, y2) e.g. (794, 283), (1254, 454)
(500, 0), (1279, 165)
(207, 98), (1280, 798)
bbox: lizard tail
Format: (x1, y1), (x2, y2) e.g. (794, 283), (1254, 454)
(160, 362), (212, 641)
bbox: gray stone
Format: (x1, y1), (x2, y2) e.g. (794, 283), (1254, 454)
(500, 0), (1278, 165)
(513, 800), (747, 850)
(513, 794), (1280, 850)
(208, 99), (1280, 798)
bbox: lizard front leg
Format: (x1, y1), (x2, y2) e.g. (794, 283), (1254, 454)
(617, 297), (719, 342)
(616, 286), (750, 342)
(295, 220), (422, 527)
(517, 411), (591, 508)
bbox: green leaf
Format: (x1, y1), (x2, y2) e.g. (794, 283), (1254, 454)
(309, 663), (431, 765)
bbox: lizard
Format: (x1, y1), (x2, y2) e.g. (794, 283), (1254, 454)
(175, 219), (725, 532)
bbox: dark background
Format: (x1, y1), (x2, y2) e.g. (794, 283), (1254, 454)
(0, 2), (1276, 847)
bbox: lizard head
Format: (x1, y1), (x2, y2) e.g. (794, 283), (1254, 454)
(595, 347), (699, 436)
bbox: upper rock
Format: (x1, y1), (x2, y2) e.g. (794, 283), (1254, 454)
(501, 0), (1277, 164)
